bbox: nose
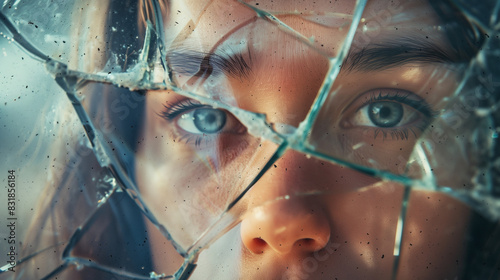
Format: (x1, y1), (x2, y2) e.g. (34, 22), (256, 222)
(241, 198), (331, 255)
(240, 149), (332, 255)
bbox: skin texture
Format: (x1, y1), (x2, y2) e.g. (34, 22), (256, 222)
(135, 0), (472, 279)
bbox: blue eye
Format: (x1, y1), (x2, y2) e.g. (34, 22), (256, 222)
(193, 108), (227, 133)
(160, 98), (247, 144)
(348, 90), (436, 132)
(352, 100), (419, 129)
(367, 101), (404, 127)
(178, 107), (227, 134)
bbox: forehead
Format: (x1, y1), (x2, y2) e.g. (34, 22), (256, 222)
(164, 0), (441, 53)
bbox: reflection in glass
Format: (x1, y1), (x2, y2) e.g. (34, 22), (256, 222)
(0, 0), (499, 279)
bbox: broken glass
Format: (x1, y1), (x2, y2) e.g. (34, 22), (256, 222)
(0, 0), (499, 279)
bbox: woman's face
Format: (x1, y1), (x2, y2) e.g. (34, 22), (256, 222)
(135, 0), (471, 278)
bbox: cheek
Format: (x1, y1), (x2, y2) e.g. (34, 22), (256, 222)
(318, 183), (470, 278)
(320, 183), (405, 276)
(133, 103), (271, 248)
(135, 140), (235, 248)
(397, 191), (470, 278)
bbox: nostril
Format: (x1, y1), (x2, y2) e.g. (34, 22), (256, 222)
(296, 238), (314, 248)
(295, 237), (329, 252)
(250, 238), (267, 254)
(240, 198), (331, 255)
(254, 238), (267, 246)
(299, 238), (314, 245)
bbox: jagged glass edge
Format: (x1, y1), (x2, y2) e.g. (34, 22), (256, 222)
(1, 0), (497, 279)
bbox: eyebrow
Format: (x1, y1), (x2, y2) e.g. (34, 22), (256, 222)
(341, 37), (466, 72)
(167, 37), (466, 78)
(167, 47), (252, 79)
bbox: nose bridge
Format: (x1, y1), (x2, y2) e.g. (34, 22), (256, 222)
(273, 149), (320, 194)
(240, 149), (334, 255)
(236, 39), (330, 127)
(248, 148), (339, 203)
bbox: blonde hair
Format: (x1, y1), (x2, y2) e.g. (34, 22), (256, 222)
(19, 1), (159, 279)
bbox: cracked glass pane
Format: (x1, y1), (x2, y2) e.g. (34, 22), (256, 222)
(1, 0), (499, 279)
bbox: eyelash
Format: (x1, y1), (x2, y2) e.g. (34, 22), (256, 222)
(362, 91), (436, 117)
(161, 90), (437, 144)
(160, 99), (204, 120)
(361, 91), (438, 140)
(159, 99), (209, 146)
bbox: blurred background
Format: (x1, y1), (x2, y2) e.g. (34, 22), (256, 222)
(0, 34), (74, 267)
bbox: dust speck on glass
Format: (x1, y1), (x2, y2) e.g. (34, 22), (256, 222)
(0, 0), (499, 279)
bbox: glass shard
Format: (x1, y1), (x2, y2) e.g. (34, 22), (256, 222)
(1, 0), (499, 279)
